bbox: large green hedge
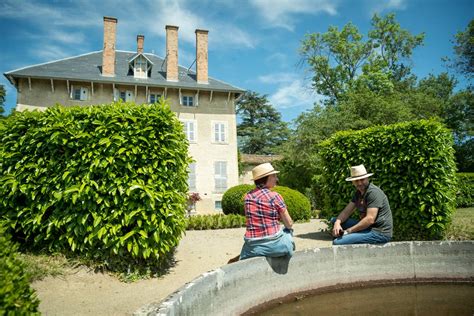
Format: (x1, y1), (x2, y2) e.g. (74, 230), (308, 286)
(319, 120), (457, 240)
(455, 173), (474, 208)
(0, 225), (40, 315)
(222, 184), (312, 221)
(0, 101), (191, 273)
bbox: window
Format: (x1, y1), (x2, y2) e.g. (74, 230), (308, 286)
(182, 95), (194, 106)
(215, 201), (222, 210)
(188, 163), (196, 190)
(181, 120), (197, 142)
(149, 93), (161, 104)
(134, 57), (147, 78)
(71, 86), (88, 101)
(212, 122), (227, 143)
(120, 90), (134, 102)
(214, 161), (227, 192)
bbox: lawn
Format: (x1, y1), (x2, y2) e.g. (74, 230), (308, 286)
(445, 207), (474, 240)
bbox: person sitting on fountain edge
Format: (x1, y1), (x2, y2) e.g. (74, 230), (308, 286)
(331, 164), (393, 245)
(238, 163), (295, 260)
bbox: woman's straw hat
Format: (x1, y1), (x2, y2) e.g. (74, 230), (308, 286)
(252, 163), (279, 180)
(345, 164), (374, 181)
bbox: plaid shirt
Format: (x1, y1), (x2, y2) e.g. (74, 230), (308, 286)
(244, 185), (288, 238)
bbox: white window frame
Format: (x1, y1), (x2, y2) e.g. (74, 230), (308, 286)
(134, 57), (147, 79)
(119, 90), (134, 102)
(188, 163), (196, 191)
(181, 119), (197, 143)
(214, 200), (222, 211)
(214, 161), (227, 192)
(182, 95), (195, 107)
(70, 85), (88, 101)
(149, 93), (162, 104)
(212, 121), (228, 143)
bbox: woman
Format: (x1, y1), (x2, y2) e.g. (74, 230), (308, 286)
(239, 163), (295, 260)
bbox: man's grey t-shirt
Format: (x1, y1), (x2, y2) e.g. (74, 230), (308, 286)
(352, 183), (393, 237)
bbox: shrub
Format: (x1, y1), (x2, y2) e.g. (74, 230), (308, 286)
(0, 225), (40, 315)
(186, 214), (246, 230)
(222, 184), (312, 221)
(319, 120), (457, 240)
(272, 186), (312, 221)
(0, 101), (191, 274)
(222, 184), (254, 216)
(455, 173), (474, 208)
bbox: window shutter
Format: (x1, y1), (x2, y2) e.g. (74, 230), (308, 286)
(70, 85), (74, 99)
(80, 87), (88, 101)
(195, 92), (199, 106)
(113, 88), (119, 101)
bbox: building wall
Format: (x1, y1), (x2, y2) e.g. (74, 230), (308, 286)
(15, 78), (239, 214)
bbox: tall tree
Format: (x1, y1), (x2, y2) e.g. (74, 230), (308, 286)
(0, 85), (5, 116)
(450, 19), (474, 80)
(299, 13), (424, 105)
(236, 91), (290, 155)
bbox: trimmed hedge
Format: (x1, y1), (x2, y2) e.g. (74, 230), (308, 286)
(0, 225), (40, 315)
(0, 101), (191, 273)
(319, 120), (457, 240)
(222, 184), (312, 221)
(186, 214), (246, 230)
(456, 173), (474, 207)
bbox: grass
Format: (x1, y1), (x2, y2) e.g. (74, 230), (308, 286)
(445, 207), (474, 240)
(18, 252), (74, 282)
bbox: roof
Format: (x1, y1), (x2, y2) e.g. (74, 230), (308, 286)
(241, 154), (283, 165)
(4, 51), (245, 93)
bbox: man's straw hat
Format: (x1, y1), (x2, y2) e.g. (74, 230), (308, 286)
(345, 164), (374, 181)
(252, 163), (279, 181)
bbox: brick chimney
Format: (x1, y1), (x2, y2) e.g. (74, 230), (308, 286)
(166, 25), (179, 82)
(137, 35), (144, 54)
(102, 16), (117, 77)
(195, 29), (209, 84)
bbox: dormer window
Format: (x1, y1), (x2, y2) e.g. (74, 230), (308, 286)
(134, 56), (147, 78)
(129, 54), (153, 79)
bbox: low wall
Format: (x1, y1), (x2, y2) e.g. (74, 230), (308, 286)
(135, 241), (474, 316)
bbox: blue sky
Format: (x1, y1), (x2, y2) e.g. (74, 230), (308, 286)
(0, 0), (472, 122)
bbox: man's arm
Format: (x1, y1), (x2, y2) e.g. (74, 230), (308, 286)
(345, 207), (378, 233)
(332, 202), (356, 237)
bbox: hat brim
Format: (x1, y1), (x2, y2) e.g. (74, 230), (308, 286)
(345, 173), (373, 181)
(253, 170), (279, 181)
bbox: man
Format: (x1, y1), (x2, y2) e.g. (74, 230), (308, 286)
(331, 164), (393, 245)
(237, 163), (294, 261)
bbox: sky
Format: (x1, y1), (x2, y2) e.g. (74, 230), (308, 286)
(0, 0), (472, 122)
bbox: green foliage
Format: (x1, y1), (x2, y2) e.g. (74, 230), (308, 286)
(0, 225), (40, 315)
(272, 186), (312, 221)
(0, 101), (191, 275)
(450, 19), (474, 79)
(454, 139), (474, 172)
(222, 184), (312, 221)
(0, 84), (5, 116)
(237, 91), (290, 154)
(222, 184), (255, 216)
(455, 173), (474, 207)
(186, 214), (246, 230)
(319, 120), (457, 240)
(299, 13), (424, 105)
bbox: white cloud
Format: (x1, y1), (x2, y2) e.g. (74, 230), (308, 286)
(250, 0), (339, 31)
(369, 0), (407, 15)
(258, 72), (320, 109)
(141, 0), (255, 49)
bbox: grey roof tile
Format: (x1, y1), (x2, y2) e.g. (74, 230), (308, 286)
(4, 51), (245, 93)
